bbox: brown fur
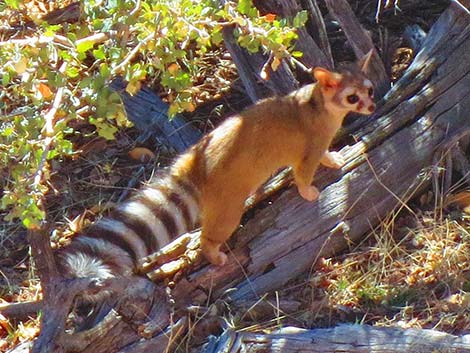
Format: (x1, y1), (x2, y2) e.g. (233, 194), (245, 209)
(169, 65), (376, 265)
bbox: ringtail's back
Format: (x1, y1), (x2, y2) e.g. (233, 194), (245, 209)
(56, 57), (376, 281)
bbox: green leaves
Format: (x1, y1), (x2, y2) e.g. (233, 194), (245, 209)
(93, 46), (107, 60)
(4, 0), (20, 9)
(89, 118), (119, 140)
(237, 0), (257, 17)
(76, 40), (95, 54)
(66, 66), (80, 78)
(293, 10), (308, 28)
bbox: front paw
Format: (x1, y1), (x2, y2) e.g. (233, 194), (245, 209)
(298, 185), (319, 202)
(322, 151), (345, 169)
(210, 252), (228, 266)
(203, 248), (228, 266)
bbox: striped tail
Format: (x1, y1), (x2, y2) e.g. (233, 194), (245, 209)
(55, 173), (200, 280)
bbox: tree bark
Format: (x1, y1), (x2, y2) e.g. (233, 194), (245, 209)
(324, 0), (390, 97)
(202, 325), (470, 353)
(109, 78), (202, 153)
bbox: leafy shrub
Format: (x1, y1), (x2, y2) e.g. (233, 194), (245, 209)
(0, 0), (307, 228)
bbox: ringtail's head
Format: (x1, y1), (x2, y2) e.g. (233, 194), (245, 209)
(313, 51), (376, 116)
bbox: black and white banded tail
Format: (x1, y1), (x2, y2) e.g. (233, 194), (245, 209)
(55, 173), (200, 280)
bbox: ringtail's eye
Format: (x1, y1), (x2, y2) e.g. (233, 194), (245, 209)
(346, 94), (359, 104)
(368, 87), (374, 97)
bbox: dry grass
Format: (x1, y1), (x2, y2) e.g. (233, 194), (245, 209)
(309, 205), (470, 333)
(0, 274), (41, 350)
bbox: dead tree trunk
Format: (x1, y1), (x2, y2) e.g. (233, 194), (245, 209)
(6, 1), (469, 353)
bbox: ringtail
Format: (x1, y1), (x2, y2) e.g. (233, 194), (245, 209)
(56, 56), (376, 281)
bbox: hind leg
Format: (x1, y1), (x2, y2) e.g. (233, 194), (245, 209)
(200, 202), (244, 266)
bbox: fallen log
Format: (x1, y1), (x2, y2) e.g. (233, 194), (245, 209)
(202, 325), (470, 353)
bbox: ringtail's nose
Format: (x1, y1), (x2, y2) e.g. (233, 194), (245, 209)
(368, 103), (376, 113)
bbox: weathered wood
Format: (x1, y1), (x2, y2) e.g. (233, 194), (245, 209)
(221, 25), (267, 103)
(6, 341), (32, 353)
(140, 0), (470, 307)
(403, 24), (427, 52)
(354, 2), (470, 141)
(324, 0), (390, 97)
(300, 0), (333, 67)
(61, 279), (172, 353)
(110, 78), (202, 153)
(7, 78), (201, 353)
(117, 318), (186, 353)
(27, 75), (202, 352)
(61, 7), (469, 344)
(31, 275), (173, 353)
(220, 0), (341, 103)
(27, 229), (59, 297)
(221, 25), (299, 101)
(27, 228), (73, 353)
(202, 325), (470, 353)
(337, 0), (469, 151)
(0, 300), (42, 321)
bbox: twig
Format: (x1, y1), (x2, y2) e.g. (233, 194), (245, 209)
(375, 0), (385, 22)
(290, 56), (312, 74)
(129, 0), (142, 17)
(138, 232), (199, 274)
(0, 35), (59, 47)
(30, 63), (67, 195)
(167, 7), (210, 41)
(260, 52), (274, 80)
(0, 107), (31, 121)
(0, 300), (42, 320)
(112, 33), (153, 75)
(0, 32), (108, 48)
(117, 165), (145, 202)
(452, 0), (470, 14)
(75, 32), (110, 47)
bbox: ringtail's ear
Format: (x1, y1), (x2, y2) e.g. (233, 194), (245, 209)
(313, 68), (341, 89)
(358, 49), (374, 73)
